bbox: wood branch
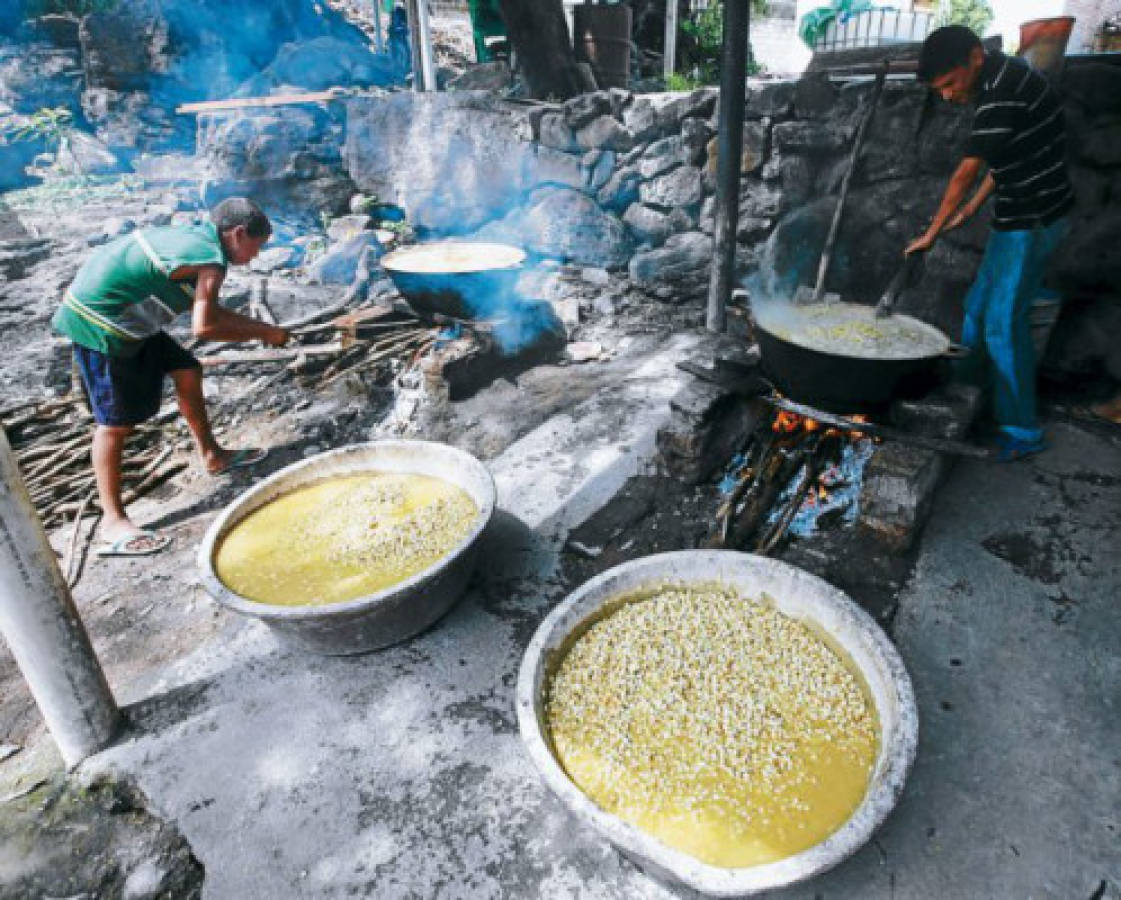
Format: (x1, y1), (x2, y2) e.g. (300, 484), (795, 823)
(63, 492), (95, 587)
(198, 343), (345, 367)
(175, 88), (370, 115)
(762, 396), (993, 459)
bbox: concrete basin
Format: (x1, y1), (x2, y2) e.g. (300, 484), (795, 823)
(516, 550), (918, 896)
(197, 441), (495, 655)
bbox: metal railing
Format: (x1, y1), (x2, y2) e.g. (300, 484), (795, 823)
(814, 9), (934, 52)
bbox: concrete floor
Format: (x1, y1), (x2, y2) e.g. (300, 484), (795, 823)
(6, 395), (1117, 898)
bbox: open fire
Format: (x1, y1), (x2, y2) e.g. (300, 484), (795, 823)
(710, 403), (878, 555)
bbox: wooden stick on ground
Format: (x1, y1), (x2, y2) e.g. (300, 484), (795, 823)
(63, 492), (95, 587)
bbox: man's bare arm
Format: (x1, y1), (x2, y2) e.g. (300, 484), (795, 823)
(188, 265), (288, 346)
(946, 171), (995, 231)
(905, 156), (985, 255)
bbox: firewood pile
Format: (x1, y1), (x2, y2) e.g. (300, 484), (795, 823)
(0, 397), (184, 533)
(705, 409), (859, 556)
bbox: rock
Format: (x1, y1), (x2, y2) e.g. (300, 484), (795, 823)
(638, 135), (688, 179)
(80, 10), (169, 91)
(705, 121), (768, 181)
(0, 41), (82, 114)
(349, 193), (376, 214)
(519, 186), (632, 268)
(607, 87), (631, 117)
(141, 205), (176, 228)
(29, 15), (82, 48)
(655, 89), (718, 131)
(858, 444), (945, 553)
(306, 231), (383, 285)
(103, 217), (137, 239)
(326, 214), (372, 242)
(596, 166), (641, 212)
(739, 180), (784, 218)
(778, 155), (814, 210)
(533, 145), (586, 191)
(538, 111), (578, 151)
(345, 92), (535, 233)
(1052, 213), (1121, 294)
(1062, 63), (1121, 116)
(575, 115), (634, 151)
(1077, 125), (1121, 168)
(736, 216), (773, 243)
(581, 266), (610, 286)
(584, 149), (616, 192)
(860, 86), (924, 183)
(447, 60), (512, 92)
(699, 196), (715, 234)
(772, 121), (853, 153)
(628, 231), (712, 284)
(564, 91), (613, 130)
(0, 238), (51, 280)
(247, 36), (398, 94)
(745, 80), (795, 118)
(623, 203), (673, 246)
(680, 116), (712, 163)
(249, 245), (299, 272)
(794, 72), (838, 118)
(640, 165), (703, 209)
(623, 98), (659, 142)
(916, 101), (972, 175)
(54, 131), (122, 175)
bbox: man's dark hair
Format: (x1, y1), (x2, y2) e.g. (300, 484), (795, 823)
(210, 197), (271, 240)
(917, 25), (983, 82)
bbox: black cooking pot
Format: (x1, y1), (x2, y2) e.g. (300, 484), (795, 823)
(380, 241), (526, 320)
(754, 303), (967, 413)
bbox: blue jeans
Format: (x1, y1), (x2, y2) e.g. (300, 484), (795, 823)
(956, 217), (1070, 444)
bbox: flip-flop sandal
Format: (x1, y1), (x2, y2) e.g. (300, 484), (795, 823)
(95, 529), (171, 558)
(210, 447), (268, 476)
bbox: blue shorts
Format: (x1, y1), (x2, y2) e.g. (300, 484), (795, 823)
(73, 332), (199, 427)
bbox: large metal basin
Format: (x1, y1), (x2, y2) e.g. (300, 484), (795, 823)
(516, 551), (918, 897)
(197, 441), (496, 656)
(380, 240), (525, 321)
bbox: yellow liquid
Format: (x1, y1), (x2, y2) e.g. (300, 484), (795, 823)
(214, 471), (478, 607)
(546, 586), (879, 868)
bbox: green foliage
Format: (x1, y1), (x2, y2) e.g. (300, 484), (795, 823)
(936, 0), (994, 36)
(676, 1), (764, 85)
(3, 106), (73, 148)
(23, 0), (120, 16)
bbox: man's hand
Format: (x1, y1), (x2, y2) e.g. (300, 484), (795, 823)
(905, 232), (936, 256)
(260, 324), (289, 348)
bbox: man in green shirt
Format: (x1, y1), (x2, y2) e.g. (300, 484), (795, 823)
(54, 197), (289, 556)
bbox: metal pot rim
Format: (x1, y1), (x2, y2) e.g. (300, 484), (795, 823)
(755, 302), (951, 362)
(516, 550), (919, 896)
(196, 440), (496, 622)
(380, 240), (526, 275)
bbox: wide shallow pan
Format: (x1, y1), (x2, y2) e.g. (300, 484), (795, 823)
(754, 301), (966, 413)
(517, 551), (918, 897)
(380, 240), (525, 320)
(197, 441), (496, 655)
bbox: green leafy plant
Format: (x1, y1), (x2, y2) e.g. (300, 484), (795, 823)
(676, 0), (764, 85)
(4, 106), (73, 149)
(936, 0), (994, 36)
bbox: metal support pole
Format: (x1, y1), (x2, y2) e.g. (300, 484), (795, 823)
(705, 0), (750, 333)
(371, 0), (384, 54)
(406, 0), (437, 92)
(664, 0), (679, 79)
(0, 429), (119, 768)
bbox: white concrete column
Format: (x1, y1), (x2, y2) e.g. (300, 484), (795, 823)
(665, 0), (680, 77)
(0, 429), (119, 767)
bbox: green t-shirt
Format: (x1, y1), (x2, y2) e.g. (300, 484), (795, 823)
(53, 222), (227, 357)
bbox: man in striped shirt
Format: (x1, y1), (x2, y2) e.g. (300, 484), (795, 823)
(53, 198), (289, 555)
(906, 25), (1073, 461)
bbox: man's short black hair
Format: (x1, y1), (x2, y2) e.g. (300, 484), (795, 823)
(210, 197), (271, 240)
(917, 25), (983, 82)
